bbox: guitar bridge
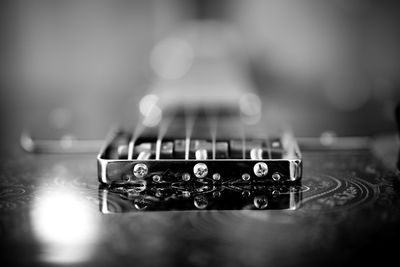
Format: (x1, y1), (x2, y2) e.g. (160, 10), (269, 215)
(97, 127), (302, 185)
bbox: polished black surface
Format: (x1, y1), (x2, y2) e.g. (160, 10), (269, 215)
(1, 140), (400, 266)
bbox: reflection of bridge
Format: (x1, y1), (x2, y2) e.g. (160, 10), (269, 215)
(99, 180), (304, 212)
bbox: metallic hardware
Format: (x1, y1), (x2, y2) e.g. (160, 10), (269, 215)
(152, 175), (161, 182)
(133, 163), (148, 178)
(182, 173), (191, 181)
(253, 162), (268, 177)
(194, 163), (208, 178)
(97, 130), (302, 184)
(242, 173), (251, 181)
(272, 172), (281, 181)
(195, 149), (208, 160)
(250, 147), (263, 160)
(212, 173), (221, 181)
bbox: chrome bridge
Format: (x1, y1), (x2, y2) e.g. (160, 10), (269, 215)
(97, 129), (302, 185)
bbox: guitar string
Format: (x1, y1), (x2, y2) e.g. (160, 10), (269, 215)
(128, 120), (146, 160)
(127, 108), (276, 161)
(259, 122), (272, 160)
(155, 111), (176, 160)
(184, 109), (197, 160)
(240, 119), (246, 160)
(205, 109), (218, 160)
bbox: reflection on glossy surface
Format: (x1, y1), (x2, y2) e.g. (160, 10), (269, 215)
(194, 195), (209, 209)
(31, 186), (100, 264)
(253, 195), (269, 209)
(0, 149), (394, 267)
(100, 181), (305, 212)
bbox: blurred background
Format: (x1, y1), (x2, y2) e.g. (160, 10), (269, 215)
(1, 0), (400, 144)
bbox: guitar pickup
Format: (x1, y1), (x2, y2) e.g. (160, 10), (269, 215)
(97, 129), (302, 185)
